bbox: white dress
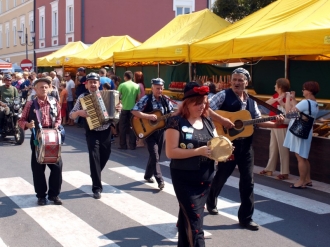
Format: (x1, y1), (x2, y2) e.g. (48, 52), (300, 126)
(283, 99), (319, 159)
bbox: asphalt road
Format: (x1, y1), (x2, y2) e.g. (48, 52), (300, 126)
(0, 126), (330, 247)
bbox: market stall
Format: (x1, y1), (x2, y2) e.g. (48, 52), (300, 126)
(64, 36), (141, 68)
(37, 41), (89, 67)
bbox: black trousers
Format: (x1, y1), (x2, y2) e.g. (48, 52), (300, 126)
(30, 140), (62, 199)
(85, 127), (112, 193)
(144, 130), (164, 184)
(171, 161), (214, 247)
(118, 110), (136, 149)
(207, 138), (255, 223)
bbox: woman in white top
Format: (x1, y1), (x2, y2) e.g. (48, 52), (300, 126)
(283, 81), (319, 189)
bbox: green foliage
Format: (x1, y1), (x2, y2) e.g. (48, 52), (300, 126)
(212, 0), (276, 23)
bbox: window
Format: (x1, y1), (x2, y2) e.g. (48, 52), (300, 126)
(176, 6), (191, 15)
(6, 0), (8, 11)
(52, 11), (58, 36)
(40, 16), (44, 39)
(50, 1), (59, 37)
(20, 23), (25, 44)
(29, 11), (34, 42)
(6, 27), (9, 47)
(13, 26), (17, 45)
(0, 28), (2, 48)
(39, 6), (45, 39)
(67, 5), (74, 32)
(0, 1), (2, 14)
(14, 0), (16, 7)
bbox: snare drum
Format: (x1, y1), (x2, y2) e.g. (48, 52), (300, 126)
(207, 136), (233, 162)
(35, 129), (61, 164)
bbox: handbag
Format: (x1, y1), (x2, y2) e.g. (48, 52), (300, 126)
(289, 100), (314, 139)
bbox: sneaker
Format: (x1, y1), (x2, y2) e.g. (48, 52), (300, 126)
(239, 221), (259, 231)
(93, 192), (101, 199)
(48, 196), (63, 205)
(158, 182), (165, 190)
(37, 197), (47, 206)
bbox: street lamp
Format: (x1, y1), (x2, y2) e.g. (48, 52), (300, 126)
(17, 28), (36, 60)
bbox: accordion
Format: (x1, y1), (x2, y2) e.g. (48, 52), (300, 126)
(80, 90), (120, 130)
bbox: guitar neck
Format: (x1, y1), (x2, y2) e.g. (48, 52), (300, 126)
(243, 116), (277, 126)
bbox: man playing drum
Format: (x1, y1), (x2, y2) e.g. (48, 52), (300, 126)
(18, 78), (63, 206)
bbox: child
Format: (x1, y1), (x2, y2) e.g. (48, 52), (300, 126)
(59, 82), (68, 125)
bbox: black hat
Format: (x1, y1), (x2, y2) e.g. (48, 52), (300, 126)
(151, 78), (164, 86)
(3, 74), (12, 80)
(77, 67), (85, 72)
(182, 82), (209, 100)
(86, 72), (100, 81)
(34, 78), (51, 86)
(232, 67), (251, 82)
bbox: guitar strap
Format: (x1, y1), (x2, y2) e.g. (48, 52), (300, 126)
(248, 94), (283, 115)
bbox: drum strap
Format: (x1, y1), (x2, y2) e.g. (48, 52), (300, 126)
(33, 99), (43, 130)
(33, 97), (58, 129)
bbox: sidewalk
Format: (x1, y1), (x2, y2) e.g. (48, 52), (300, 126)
(254, 165), (330, 194)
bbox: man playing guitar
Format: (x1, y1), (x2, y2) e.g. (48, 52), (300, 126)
(131, 78), (174, 190)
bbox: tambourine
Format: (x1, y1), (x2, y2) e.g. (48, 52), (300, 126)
(207, 136), (233, 162)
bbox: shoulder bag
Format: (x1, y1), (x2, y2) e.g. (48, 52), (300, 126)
(289, 100), (314, 139)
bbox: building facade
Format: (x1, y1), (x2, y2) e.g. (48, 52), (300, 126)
(0, 0), (34, 70)
(35, 0), (216, 65)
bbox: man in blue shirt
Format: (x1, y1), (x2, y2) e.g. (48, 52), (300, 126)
(99, 68), (115, 90)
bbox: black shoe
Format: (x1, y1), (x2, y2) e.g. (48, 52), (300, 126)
(93, 192), (101, 199)
(37, 198), (47, 206)
(207, 206), (219, 215)
(48, 196), (63, 205)
(239, 221), (259, 231)
(144, 177), (154, 183)
(158, 182), (165, 190)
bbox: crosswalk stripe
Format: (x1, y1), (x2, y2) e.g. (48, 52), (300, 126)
(62, 170), (210, 242)
(0, 238), (7, 247)
(160, 161), (330, 214)
(0, 177), (120, 247)
(226, 175), (330, 214)
(109, 166), (282, 225)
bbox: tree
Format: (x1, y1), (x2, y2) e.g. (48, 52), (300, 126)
(212, 0), (276, 23)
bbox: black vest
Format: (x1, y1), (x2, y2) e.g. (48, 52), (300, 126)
(220, 88), (253, 112)
(142, 94), (171, 114)
(170, 116), (214, 170)
(221, 89), (254, 144)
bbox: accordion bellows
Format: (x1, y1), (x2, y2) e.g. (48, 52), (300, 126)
(80, 90), (120, 130)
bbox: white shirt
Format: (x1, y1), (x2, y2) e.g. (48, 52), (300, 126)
(66, 79), (75, 101)
(52, 77), (60, 89)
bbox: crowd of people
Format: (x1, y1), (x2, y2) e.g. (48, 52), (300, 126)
(1, 66), (321, 246)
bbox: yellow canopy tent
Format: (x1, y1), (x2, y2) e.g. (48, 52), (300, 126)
(37, 41), (89, 67)
(113, 9), (230, 65)
(190, 0), (330, 64)
(64, 36), (141, 67)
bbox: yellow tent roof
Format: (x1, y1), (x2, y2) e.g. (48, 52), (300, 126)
(190, 0), (330, 63)
(37, 41), (89, 67)
(64, 36), (141, 67)
(113, 9), (230, 64)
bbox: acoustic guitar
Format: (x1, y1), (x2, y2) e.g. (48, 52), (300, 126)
(131, 110), (172, 139)
(214, 110), (299, 141)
